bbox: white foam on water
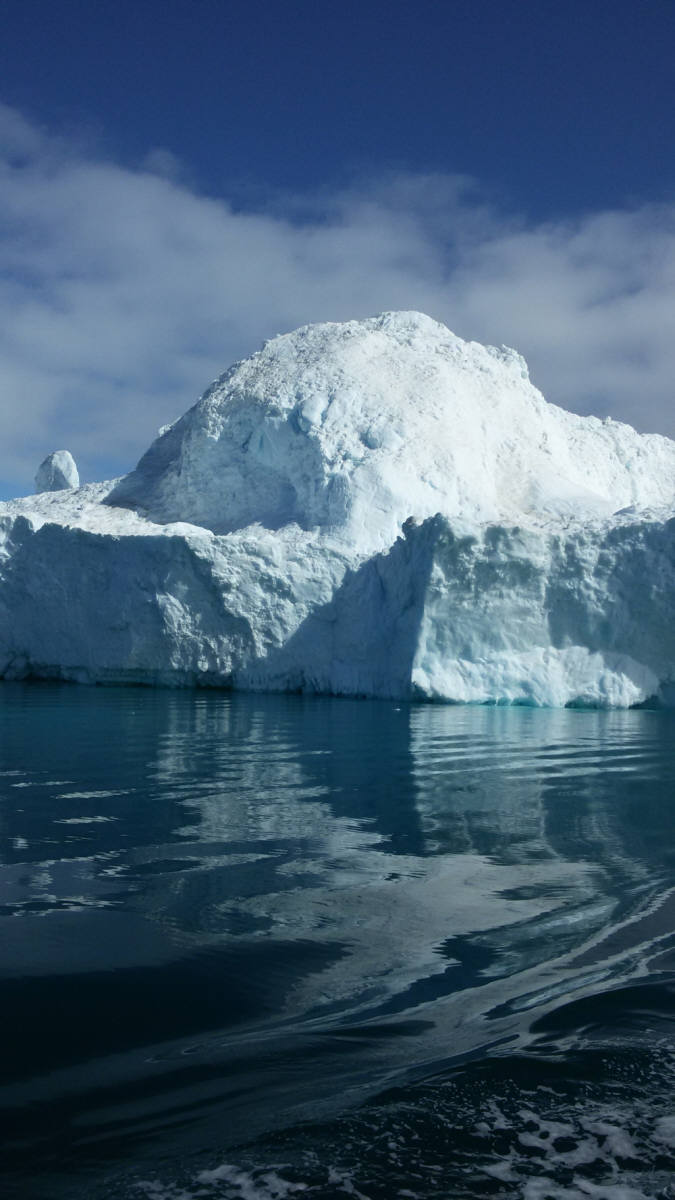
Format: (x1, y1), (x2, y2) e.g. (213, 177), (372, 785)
(469, 1091), (675, 1200)
(136, 1166), (312, 1200)
(653, 1115), (675, 1147)
(198, 1164), (309, 1196)
(135, 1182), (195, 1200)
(521, 1180), (647, 1199)
(130, 1071), (675, 1200)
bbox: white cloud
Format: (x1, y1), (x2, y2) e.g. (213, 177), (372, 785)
(1, 102), (674, 498)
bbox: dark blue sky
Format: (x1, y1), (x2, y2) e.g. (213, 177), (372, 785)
(2, 0), (674, 219)
(2, 0), (675, 498)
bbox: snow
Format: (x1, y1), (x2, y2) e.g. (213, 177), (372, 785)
(107, 311), (675, 546)
(2, 311), (675, 706)
(34, 450), (79, 493)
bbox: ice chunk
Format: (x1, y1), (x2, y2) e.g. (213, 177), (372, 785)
(35, 450), (79, 493)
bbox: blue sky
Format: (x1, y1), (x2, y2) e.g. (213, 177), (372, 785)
(1, 0), (674, 497)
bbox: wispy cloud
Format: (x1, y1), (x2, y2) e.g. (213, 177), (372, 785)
(1, 102), (674, 498)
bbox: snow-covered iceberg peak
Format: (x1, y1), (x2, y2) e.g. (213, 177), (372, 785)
(107, 311), (675, 548)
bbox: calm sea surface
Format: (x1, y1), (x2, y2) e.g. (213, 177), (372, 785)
(2, 684), (675, 1199)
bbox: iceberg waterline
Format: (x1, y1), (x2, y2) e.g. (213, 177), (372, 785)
(2, 311), (675, 707)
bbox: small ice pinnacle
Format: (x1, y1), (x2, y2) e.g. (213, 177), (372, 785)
(35, 451), (79, 493)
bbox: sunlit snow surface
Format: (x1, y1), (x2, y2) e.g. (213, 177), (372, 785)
(2, 312), (675, 705)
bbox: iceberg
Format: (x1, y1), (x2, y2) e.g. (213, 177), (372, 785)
(2, 311), (675, 706)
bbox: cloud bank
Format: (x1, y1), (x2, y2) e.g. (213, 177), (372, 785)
(1, 102), (674, 498)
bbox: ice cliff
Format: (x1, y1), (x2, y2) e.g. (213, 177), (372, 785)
(2, 311), (675, 706)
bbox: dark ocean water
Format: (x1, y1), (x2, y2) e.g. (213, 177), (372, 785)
(2, 684), (675, 1199)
